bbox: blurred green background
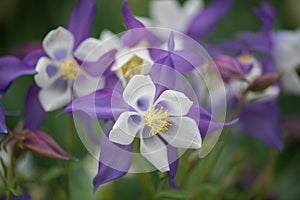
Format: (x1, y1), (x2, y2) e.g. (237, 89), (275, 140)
(1, 0), (300, 199)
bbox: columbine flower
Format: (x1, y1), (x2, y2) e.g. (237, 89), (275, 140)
(215, 53), (283, 149)
(31, 0), (103, 112)
(34, 27), (104, 111)
(272, 29), (300, 95)
(109, 75), (201, 171)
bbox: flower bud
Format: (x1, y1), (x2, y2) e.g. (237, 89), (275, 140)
(213, 55), (247, 81)
(247, 72), (281, 92)
(3, 130), (76, 160)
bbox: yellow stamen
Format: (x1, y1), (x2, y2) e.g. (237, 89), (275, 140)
(58, 59), (80, 80)
(121, 54), (144, 79)
(143, 105), (171, 136)
(138, 40), (150, 47)
(236, 54), (252, 64)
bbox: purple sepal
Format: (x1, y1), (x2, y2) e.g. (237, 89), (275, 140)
(22, 49), (45, 69)
(151, 62), (176, 99)
(188, 104), (238, 138)
(122, 0), (144, 29)
(68, 0), (96, 49)
(23, 83), (47, 130)
(64, 89), (128, 120)
(80, 49), (116, 77)
(240, 100), (283, 150)
(0, 103), (7, 133)
(121, 28), (149, 47)
(253, 2), (275, 33)
(0, 56), (35, 96)
(167, 145), (179, 189)
(149, 44), (203, 74)
(186, 0), (234, 39)
(121, 1), (159, 47)
(93, 134), (133, 191)
(73, 112), (100, 145)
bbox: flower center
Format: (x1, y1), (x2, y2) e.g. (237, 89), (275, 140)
(143, 105), (171, 136)
(58, 59), (80, 80)
(236, 54), (252, 64)
(121, 54), (144, 79)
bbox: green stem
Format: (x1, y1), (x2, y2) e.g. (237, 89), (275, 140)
(6, 143), (17, 200)
(194, 93), (247, 198)
(155, 172), (168, 199)
(64, 115), (75, 200)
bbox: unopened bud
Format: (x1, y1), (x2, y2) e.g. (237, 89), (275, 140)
(213, 55), (247, 81)
(3, 129), (76, 161)
(247, 72), (281, 92)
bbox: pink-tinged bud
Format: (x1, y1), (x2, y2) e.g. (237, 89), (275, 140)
(4, 130), (76, 160)
(23, 130), (76, 160)
(247, 72), (281, 92)
(213, 55), (247, 81)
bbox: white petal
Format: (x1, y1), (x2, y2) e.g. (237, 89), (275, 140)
(150, 0), (184, 31)
(161, 117), (201, 149)
(140, 136), (170, 172)
(74, 38), (104, 62)
(99, 29), (121, 49)
(123, 75), (156, 112)
(155, 90), (193, 116)
(34, 57), (59, 88)
(281, 72), (300, 95)
(136, 16), (155, 27)
(272, 30), (300, 72)
(109, 112), (143, 145)
(43, 27), (74, 61)
(38, 78), (72, 111)
(183, 0), (203, 17)
(73, 72), (104, 97)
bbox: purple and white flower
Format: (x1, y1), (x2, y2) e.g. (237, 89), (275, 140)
(109, 75), (202, 171)
(34, 27), (104, 111)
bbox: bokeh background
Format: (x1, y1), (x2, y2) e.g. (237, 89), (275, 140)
(1, 0), (300, 199)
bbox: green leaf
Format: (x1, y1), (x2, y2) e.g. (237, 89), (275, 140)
(40, 166), (64, 183)
(0, 157), (7, 177)
(158, 190), (192, 199)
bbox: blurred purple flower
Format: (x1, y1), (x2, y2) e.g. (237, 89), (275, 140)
(209, 2), (283, 150)
(0, 194), (32, 200)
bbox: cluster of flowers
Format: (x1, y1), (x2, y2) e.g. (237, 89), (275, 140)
(1, 0), (299, 197)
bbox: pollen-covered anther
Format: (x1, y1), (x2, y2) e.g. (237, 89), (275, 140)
(58, 59), (80, 80)
(236, 54), (252, 64)
(143, 105), (171, 136)
(121, 54), (144, 79)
